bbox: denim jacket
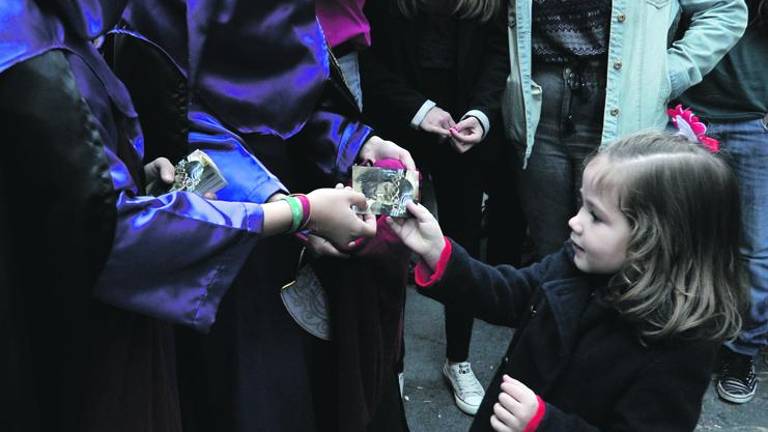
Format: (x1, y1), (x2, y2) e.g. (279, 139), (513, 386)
(502, 0), (748, 167)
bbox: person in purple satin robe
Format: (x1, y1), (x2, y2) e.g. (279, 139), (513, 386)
(110, 1), (416, 431)
(0, 1), (390, 430)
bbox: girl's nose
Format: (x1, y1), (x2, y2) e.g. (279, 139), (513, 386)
(568, 214), (581, 233)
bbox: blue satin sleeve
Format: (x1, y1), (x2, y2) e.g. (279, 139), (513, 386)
(93, 146), (266, 333)
(296, 107), (373, 183)
(188, 110), (287, 203)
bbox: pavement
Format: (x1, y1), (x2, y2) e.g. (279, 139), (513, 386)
(401, 284), (768, 432)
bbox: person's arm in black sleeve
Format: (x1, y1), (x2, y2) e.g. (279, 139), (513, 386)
(462, 14), (510, 137)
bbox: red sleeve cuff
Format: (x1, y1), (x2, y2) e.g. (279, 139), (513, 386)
(414, 237), (452, 287)
(523, 395), (546, 432)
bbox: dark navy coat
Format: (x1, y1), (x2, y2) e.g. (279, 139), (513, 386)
(420, 241), (718, 431)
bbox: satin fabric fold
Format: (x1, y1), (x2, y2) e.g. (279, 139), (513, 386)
(125, 0), (330, 139)
(1, 0), (271, 331)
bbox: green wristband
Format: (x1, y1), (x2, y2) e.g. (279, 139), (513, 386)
(281, 196), (303, 233)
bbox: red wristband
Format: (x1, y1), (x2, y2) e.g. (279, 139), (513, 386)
(522, 395), (546, 432)
(293, 194), (311, 230)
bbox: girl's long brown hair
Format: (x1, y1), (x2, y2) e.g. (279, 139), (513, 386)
(589, 133), (748, 342)
(395, 0), (502, 22)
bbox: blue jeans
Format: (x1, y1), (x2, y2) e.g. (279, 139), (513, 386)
(517, 62), (605, 257)
(714, 117), (768, 357)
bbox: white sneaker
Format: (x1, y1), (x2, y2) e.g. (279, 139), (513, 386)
(442, 360), (485, 415)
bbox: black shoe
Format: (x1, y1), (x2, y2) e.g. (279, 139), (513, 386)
(717, 349), (758, 404)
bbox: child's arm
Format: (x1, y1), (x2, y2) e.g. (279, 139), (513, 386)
(387, 202), (551, 326)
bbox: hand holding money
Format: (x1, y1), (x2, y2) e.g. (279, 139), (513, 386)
(145, 150), (227, 198)
(306, 188), (377, 248)
(144, 157), (175, 186)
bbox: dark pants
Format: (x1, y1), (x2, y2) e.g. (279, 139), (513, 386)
(517, 62), (606, 258)
(484, 140), (527, 267)
(431, 142), (485, 361)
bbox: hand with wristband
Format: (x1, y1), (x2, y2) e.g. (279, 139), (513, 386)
(279, 194), (311, 233)
(298, 192), (367, 258)
(263, 186), (376, 248)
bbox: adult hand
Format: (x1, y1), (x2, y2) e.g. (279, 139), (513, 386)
(450, 116), (483, 153)
(358, 135), (416, 171)
(419, 106), (456, 138)
(490, 375), (540, 432)
(306, 188), (377, 248)
(304, 234), (351, 258)
(144, 157), (175, 186)
(143, 157), (218, 199)
(385, 201), (444, 269)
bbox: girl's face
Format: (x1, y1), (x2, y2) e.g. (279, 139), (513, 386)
(568, 160), (631, 274)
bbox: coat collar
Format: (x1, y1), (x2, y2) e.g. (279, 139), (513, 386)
(540, 244), (614, 354)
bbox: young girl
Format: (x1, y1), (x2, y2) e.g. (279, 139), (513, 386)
(387, 132), (747, 431)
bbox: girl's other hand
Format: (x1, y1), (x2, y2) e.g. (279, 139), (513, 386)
(386, 201), (444, 269)
(490, 375), (539, 432)
(306, 188), (377, 247)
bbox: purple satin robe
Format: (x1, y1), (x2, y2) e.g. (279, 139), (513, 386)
(110, 2), (377, 431)
(0, 0), (270, 332)
(120, 0), (373, 205)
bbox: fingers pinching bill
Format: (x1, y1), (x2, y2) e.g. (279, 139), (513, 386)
(348, 191), (369, 211)
(159, 159), (175, 183)
(400, 150), (416, 171)
(356, 212), (377, 238)
(405, 200), (433, 222)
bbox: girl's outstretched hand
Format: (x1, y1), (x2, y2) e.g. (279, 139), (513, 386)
(490, 375), (540, 432)
(386, 201), (445, 269)
(306, 188), (377, 248)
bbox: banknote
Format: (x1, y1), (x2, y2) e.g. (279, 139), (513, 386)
(352, 166), (419, 217)
(146, 149), (227, 196)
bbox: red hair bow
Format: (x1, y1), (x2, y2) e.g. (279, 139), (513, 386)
(667, 104), (719, 153)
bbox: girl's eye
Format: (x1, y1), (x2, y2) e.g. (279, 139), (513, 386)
(590, 210), (601, 223)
